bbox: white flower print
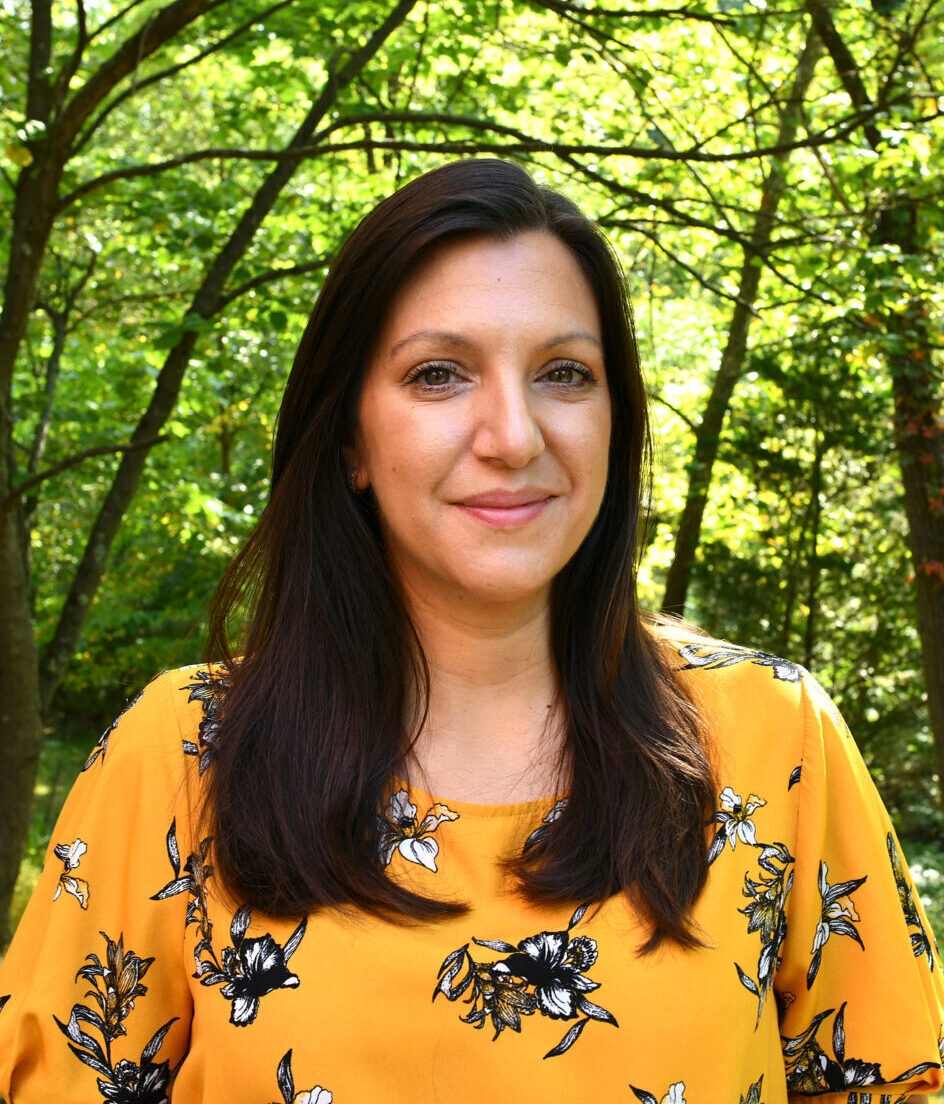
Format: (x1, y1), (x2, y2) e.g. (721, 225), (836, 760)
(812, 864), (861, 953)
(523, 797), (568, 852)
(807, 860), (866, 987)
(630, 1081), (687, 1104)
(378, 789), (459, 872)
(294, 1089), (332, 1104)
(708, 787), (766, 862)
(53, 838), (90, 909)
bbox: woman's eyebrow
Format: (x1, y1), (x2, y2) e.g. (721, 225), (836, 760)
(388, 329), (603, 356)
(389, 330), (474, 356)
(538, 330), (603, 352)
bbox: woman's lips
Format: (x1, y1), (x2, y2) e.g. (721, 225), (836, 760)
(456, 491), (554, 528)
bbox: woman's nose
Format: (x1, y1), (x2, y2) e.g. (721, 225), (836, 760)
(471, 375), (545, 468)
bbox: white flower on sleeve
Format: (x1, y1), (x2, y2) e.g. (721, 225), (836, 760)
(53, 838), (90, 908)
(717, 788), (766, 848)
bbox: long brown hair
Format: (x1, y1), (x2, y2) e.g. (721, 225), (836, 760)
(206, 159), (714, 947)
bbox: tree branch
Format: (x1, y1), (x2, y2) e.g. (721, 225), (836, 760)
(58, 0), (230, 153)
(51, 0), (89, 117)
(4, 436), (168, 509)
(532, 0), (736, 26)
(804, 0), (881, 147)
(74, 0), (298, 155)
(217, 257), (332, 312)
(28, 0), (54, 124)
(87, 0), (152, 44)
(57, 100), (902, 210)
(650, 393), (699, 432)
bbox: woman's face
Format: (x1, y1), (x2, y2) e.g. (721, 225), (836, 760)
(350, 231), (612, 615)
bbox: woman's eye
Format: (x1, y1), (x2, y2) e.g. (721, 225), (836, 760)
(543, 362), (593, 386)
(407, 363), (457, 388)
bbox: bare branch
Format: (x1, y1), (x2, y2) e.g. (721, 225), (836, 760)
(87, 0), (153, 44)
(28, 0), (54, 124)
(74, 0), (298, 155)
(651, 393), (698, 432)
(57, 100), (903, 210)
(59, 0), (231, 153)
(52, 0), (89, 115)
(600, 216), (743, 305)
(532, 0), (736, 26)
(805, 0), (880, 147)
(217, 258), (332, 312)
(4, 436), (168, 509)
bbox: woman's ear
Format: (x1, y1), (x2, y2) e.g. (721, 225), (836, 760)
(341, 441), (368, 493)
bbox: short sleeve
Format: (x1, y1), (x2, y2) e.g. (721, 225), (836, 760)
(0, 671), (198, 1103)
(776, 675), (944, 1101)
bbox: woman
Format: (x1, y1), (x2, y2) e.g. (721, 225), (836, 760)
(1, 159), (941, 1103)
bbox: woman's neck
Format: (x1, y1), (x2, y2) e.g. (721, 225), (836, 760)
(402, 588), (565, 804)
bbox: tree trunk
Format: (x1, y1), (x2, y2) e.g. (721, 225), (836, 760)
(806, 0), (944, 797)
(661, 27), (823, 614)
(803, 432), (826, 671)
(0, 500), (43, 949)
(881, 205), (944, 790)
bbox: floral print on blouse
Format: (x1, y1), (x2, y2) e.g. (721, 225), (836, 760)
(1, 628), (942, 1103)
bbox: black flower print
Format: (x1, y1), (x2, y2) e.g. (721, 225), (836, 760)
(434, 903), (617, 1058)
(53, 837), (90, 909)
(78, 932), (153, 1038)
(82, 690), (144, 772)
(523, 798), (568, 852)
(437, 945), (537, 1035)
(807, 861), (866, 988)
(782, 1002), (937, 1095)
(736, 842), (794, 1024)
(150, 819), (214, 976)
(378, 789), (459, 872)
(99, 1052), (177, 1104)
(197, 906), (306, 1026)
(270, 1049), (333, 1104)
(739, 1076), (764, 1104)
(678, 642), (803, 683)
(53, 932), (179, 1103)
(887, 832), (936, 969)
(182, 666), (231, 773)
(708, 783), (796, 1025)
(150, 819), (305, 1026)
(0, 994), (9, 1014)
(708, 787), (767, 864)
(630, 1081), (686, 1104)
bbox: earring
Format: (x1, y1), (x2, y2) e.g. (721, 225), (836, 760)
(346, 467), (359, 493)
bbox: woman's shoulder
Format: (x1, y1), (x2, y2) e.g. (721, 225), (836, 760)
(81, 662), (233, 780)
(646, 615), (847, 771)
(648, 614), (812, 700)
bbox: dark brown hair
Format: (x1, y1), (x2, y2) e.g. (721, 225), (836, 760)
(206, 158), (714, 947)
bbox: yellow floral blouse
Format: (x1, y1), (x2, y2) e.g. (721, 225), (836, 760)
(1, 637), (942, 1104)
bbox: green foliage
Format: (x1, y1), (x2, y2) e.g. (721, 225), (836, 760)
(7, 731), (91, 944)
(2, 0), (943, 931)
(908, 842), (944, 954)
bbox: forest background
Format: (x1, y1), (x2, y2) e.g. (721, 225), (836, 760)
(1, 0), (943, 957)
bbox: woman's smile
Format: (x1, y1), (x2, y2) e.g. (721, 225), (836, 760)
(455, 488), (556, 529)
